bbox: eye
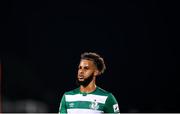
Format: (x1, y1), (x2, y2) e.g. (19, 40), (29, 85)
(78, 66), (82, 69)
(84, 66), (89, 70)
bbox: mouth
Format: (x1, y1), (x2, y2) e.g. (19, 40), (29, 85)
(78, 75), (84, 80)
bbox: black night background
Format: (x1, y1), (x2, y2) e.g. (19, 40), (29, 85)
(1, 0), (178, 113)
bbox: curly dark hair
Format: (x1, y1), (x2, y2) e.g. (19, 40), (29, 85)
(80, 52), (106, 74)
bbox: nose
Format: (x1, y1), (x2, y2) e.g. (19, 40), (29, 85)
(78, 69), (84, 75)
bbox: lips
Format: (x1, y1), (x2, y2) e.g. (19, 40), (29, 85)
(78, 75), (84, 80)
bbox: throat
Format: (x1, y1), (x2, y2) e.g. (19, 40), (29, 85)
(80, 84), (97, 93)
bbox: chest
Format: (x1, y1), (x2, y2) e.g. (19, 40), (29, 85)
(65, 94), (107, 111)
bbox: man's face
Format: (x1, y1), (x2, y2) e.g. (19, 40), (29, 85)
(77, 59), (98, 86)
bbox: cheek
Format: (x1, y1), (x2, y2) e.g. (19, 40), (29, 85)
(77, 70), (80, 74)
(85, 71), (94, 76)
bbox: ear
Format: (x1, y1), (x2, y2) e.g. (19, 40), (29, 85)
(94, 70), (100, 76)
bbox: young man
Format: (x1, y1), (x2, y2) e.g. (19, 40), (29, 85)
(59, 52), (120, 114)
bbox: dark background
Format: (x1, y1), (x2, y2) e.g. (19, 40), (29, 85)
(1, 0), (178, 112)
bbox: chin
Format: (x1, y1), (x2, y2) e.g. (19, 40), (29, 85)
(78, 81), (84, 83)
(78, 79), (84, 81)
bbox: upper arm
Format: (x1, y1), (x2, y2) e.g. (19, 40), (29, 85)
(104, 93), (120, 113)
(59, 94), (67, 114)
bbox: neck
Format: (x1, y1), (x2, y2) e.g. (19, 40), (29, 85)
(80, 80), (97, 93)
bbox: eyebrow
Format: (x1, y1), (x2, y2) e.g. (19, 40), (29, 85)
(79, 65), (89, 67)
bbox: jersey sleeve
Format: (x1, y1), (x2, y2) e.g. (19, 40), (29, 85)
(59, 94), (67, 114)
(104, 93), (120, 113)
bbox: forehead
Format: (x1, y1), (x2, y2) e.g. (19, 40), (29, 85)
(79, 59), (95, 67)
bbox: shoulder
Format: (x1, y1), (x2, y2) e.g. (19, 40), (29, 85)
(95, 87), (112, 96)
(64, 87), (80, 95)
(96, 87), (118, 100)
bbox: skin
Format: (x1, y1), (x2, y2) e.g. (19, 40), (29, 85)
(77, 59), (100, 93)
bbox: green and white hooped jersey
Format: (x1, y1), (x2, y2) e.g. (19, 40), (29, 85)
(59, 86), (120, 114)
